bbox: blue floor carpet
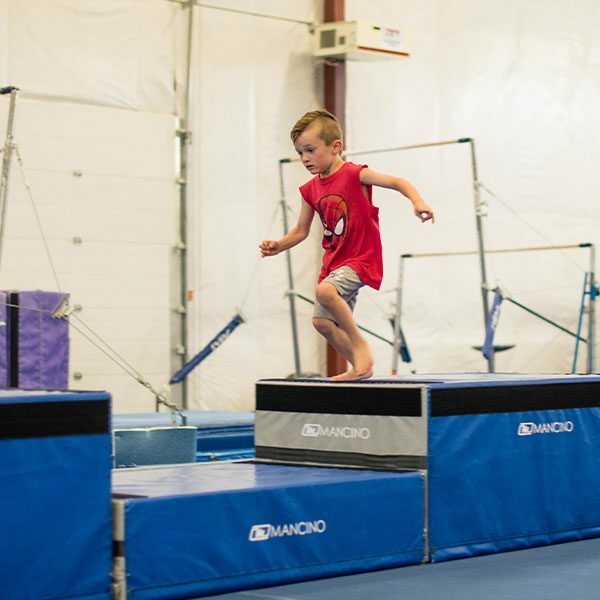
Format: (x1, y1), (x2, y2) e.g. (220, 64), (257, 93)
(203, 538), (600, 599)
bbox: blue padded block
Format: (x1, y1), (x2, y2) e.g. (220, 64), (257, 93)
(428, 404), (600, 561)
(256, 373), (600, 563)
(112, 463), (425, 599)
(399, 374), (600, 560)
(114, 426), (197, 468)
(0, 390), (112, 599)
(113, 411), (255, 464)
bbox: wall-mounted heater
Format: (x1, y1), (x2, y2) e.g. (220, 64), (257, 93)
(314, 21), (410, 61)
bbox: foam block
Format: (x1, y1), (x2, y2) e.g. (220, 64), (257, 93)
(255, 373), (600, 561)
(0, 389), (112, 599)
(112, 462), (425, 598)
(113, 426), (197, 467)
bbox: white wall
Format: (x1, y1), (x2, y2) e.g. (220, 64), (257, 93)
(0, 0), (180, 412)
(186, 1), (323, 411)
(345, 0), (600, 376)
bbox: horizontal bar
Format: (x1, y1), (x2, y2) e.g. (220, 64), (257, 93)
(279, 137), (472, 164)
(344, 138), (472, 157)
(401, 243), (594, 260)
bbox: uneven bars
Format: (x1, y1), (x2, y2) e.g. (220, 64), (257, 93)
(393, 242), (596, 373)
(401, 243), (594, 260)
(279, 137), (472, 164)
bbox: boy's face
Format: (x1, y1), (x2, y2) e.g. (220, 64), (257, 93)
(294, 125), (342, 177)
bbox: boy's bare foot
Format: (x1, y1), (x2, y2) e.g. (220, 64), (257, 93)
(330, 340), (374, 381)
(330, 367), (374, 382)
(352, 341), (373, 377)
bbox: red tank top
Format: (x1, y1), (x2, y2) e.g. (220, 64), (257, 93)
(299, 162), (383, 290)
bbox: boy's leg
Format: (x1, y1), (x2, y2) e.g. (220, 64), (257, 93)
(312, 317), (354, 365)
(315, 281), (373, 380)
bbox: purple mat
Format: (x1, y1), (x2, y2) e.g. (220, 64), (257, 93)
(0, 292), (8, 388)
(13, 291), (69, 390)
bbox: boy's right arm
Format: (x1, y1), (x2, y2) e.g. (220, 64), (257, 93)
(259, 201), (315, 257)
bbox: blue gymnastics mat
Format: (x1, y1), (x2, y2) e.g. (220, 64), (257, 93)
(112, 462), (425, 599)
(113, 410), (255, 463)
(0, 389), (112, 600)
(256, 373), (600, 561)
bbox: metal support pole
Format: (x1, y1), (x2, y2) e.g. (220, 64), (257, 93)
(469, 139), (493, 371)
(391, 255), (405, 374)
(588, 244), (596, 373)
(324, 0), (347, 378)
(572, 272), (589, 373)
(279, 160), (302, 377)
(502, 296), (587, 342)
(0, 87), (19, 271)
(172, 0), (194, 409)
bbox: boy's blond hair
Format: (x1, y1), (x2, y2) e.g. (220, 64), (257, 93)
(290, 110), (343, 145)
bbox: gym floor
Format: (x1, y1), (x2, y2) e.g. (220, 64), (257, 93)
(204, 537), (600, 600)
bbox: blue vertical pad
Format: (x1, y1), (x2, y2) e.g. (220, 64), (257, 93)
(0, 390), (112, 600)
(112, 462), (425, 599)
(427, 378), (600, 561)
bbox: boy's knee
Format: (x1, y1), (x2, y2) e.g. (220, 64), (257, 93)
(313, 317), (335, 336)
(315, 282), (338, 307)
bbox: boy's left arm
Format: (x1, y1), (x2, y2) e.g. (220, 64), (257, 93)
(360, 168), (434, 223)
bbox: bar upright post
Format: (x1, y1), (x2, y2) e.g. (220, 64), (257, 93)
(0, 87), (19, 270)
(588, 244), (596, 373)
(468, 139), (493, 372)
(391, 256), (405, 374)
(279, 160), (302, 377)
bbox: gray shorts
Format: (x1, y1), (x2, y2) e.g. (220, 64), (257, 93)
(313, 265), (365, 321)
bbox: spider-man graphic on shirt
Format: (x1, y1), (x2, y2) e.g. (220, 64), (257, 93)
(316, 194), (348, 250)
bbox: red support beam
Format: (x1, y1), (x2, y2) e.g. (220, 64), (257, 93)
(323, 0), (347, 377)
(324, 0), (346, 134)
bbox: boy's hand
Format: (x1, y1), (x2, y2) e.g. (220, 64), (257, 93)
(259, 240), (280, 257)
(413, 201), (435, 224)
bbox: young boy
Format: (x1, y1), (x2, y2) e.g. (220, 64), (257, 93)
(260, 110), (434, 381)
